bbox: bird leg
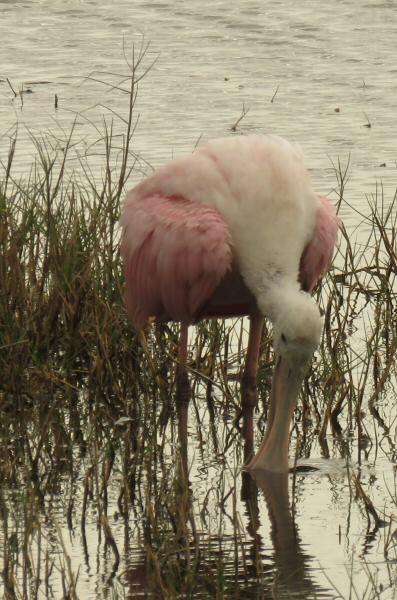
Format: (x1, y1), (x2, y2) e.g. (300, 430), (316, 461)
(176, 323), (190, 479)
(176, 323), (190, 401)
(241, 312), (263, 462)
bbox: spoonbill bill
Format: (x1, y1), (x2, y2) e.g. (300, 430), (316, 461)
(120, 134), (340, 473)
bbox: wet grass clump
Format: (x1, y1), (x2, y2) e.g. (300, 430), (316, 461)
(1, 49), (397, 600)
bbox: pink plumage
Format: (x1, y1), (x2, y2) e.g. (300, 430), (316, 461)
(299, 195), (340, 293)
(121, 192), (233, 329)
(120, 134), (341, 474)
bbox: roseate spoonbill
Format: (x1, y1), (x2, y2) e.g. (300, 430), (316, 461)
(120, 134), (340, 473)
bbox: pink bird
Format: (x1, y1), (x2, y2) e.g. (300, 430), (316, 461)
(120, 135), (340, 473)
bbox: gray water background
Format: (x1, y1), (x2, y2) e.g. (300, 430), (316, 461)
(1, 1), (397, 598)
(1, 0), (397, 224)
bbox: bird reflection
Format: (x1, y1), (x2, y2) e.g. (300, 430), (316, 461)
(241, 468), (325, 598)
(124, 391), (333, 598)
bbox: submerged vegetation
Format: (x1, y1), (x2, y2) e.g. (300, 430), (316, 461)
(1, 45), (397, 599)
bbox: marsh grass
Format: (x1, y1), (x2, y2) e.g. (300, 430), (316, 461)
(1, 46), (397, 599)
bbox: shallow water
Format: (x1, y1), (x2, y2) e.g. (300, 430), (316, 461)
(1, 1), (397, 598)
(1, 0), (397, 225)
(4, 375), (397, 599)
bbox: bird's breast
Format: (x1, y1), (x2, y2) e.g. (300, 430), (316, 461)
(198, 264), (258, 319)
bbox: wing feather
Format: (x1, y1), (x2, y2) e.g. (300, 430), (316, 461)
(120, 191), (232, 329)
(299, 195), (341, 293)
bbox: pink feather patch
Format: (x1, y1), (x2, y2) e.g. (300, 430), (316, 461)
(299, 195), (341, 293)
(121, 191), (233, 329)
